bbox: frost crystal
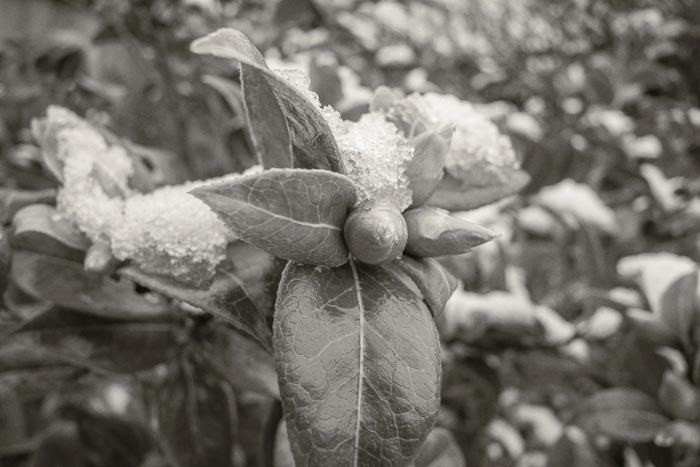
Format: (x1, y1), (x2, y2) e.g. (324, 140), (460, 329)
(277, 69), (414, 211)
(335, 113), (413, 210)
(411, 93), (518, 184)
(33, 106), (250, 285)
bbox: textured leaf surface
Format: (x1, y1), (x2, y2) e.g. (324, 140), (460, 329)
(427, 169), (529, 211)
(394, 256), (458, 317)
(404, 207), (497, 257)
(191, 169), (357, 267)
(242, 64), (294, 169)
(274, 260), (441, 467)
(121, 242), (284, 352)
(413, 427), (466, 467)
(11, 251), (170, 320)
(191, 28), (345, 173)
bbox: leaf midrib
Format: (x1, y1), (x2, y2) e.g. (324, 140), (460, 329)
(349, 259), (365, 467)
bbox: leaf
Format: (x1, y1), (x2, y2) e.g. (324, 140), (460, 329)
(10, 251), (170, 320)
(413, 427), (466, 467)
(309, 56), (343, 107)
(156, 358), (235, 467)
(274, 260), (441, 466)
(576, 388), (669, 443)
(406, 128), (451, 206)
(121, 242), (285, 352)
(658, 370), (700, 422)
(191, 169), (357, 267)
(205, 327), (279, 398)
(426, 169), (529, 211)
(658, 270), (700, 351)
(394, 256), (459, 317)
(404, 207), (497, 257)
(191, 28), (345, 173)
(1, 308), (181, 374)
(241, 64), (294, 169)
(0, 188), (56, 224)
(11, 204), (89, 261)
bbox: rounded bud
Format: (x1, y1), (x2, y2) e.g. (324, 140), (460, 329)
(344, 199), (407, 265)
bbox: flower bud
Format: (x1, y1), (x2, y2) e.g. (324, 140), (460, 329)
(344, 199), (407, 265)
(404, 207), (497, 257)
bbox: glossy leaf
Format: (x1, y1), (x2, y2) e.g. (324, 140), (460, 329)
(191, 28), (345, 173)
(658, 370), (700, 422)
(413, 427), (466, 467)
(427, 169), (529, 211)
(11, 204), (89, 261)
(274, 260), (441, 466)
(406, 128), (451, 206)
(242, 64), (294, 169)
(658, 270), (700, 352)
(10, 251), (170, 320)
(156, 358), (235, 467)
(394, 256), (459, 317)
(576, 388), (669, 443)
(191, 169), (357, 267)
(122, 242), (285, 351)
(404, 207), (497, 257)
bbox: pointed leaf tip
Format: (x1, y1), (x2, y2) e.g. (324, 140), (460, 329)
(404, 206), (498, 257)
(191, 169), (357, 267)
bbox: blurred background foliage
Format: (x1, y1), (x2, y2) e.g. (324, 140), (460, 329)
(2, 0), (700, 466)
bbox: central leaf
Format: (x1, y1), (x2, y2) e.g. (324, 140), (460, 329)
(191, 168), (357, 267)
(274, 260), (441, 467)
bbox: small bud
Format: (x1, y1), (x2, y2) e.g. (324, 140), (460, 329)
(344, 199), (407, 265)
(403, 207), (497, 257)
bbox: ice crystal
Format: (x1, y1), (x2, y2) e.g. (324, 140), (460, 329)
(277, 68), (414, 210)
(416, 93), (518, 184)
(335, 113), (413, 210)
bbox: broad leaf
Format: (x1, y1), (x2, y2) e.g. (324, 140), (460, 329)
(426, 169), (529, 211)
(576, 388), (669, 443)
(1, 308), (181, 374)
(11, 204), (89, 261)
(241, 64), (294, 169)
(10, 251), (170, 320)
(122, 242), (285, 351)
(394, 256), (458, 317)
(413, 427), (465, 467)
(274, 260), (441, 466)
(156, 358), (235, 467)
(191, 169), (357, 267)
(658, 270), (700, 352)
(191, 28), (345, 173)
(404, 207), (497, 257)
